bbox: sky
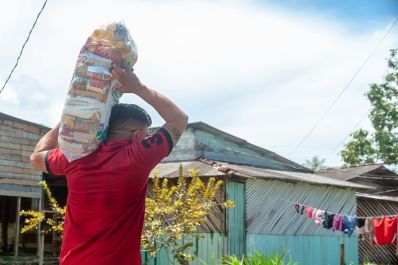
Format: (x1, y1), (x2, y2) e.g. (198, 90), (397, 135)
(0, 0), (397, 167)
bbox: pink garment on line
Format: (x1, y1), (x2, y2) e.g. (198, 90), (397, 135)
(314, 210), (325, 225)
(305, 207), (313, 218)
(333, 215), (344, 232)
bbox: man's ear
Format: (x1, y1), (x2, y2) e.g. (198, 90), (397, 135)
(132, 131), (142, 142)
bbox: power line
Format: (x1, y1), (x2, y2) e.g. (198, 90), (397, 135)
(325, 110), (370, 161)
(289, 17), (398, 157)
(0, 0), (48, 95)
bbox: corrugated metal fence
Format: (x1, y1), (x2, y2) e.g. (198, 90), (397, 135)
(246, 179), (358, 265)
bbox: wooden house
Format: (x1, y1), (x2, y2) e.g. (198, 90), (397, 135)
(0, 112), (49, 257)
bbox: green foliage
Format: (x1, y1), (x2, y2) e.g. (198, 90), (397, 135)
(341, 49), (398, 165)
(341, 129), (377, 164)
(222, 251), (298, 265)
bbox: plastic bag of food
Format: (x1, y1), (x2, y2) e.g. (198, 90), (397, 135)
(59, 21), (138, 162)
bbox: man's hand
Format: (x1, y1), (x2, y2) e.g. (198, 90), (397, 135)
(113, 63), (188, 147)
(112, 63), (144, 94)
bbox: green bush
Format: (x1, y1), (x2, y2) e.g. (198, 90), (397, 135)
(222, 251), (298, 265)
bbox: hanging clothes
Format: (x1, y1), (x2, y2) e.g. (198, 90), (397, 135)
(305, 207), (313, 218)
(300, 205), (305, 214)
(373, 216), (397, 246)
(311, 208), (318, 220)
(343, 215), (356, 237)
(357, 217), (366, 228)
(294, 203), (300, 213)
(323, 212), (335, 229)
(355, 217), (366, 239)
(364, 217), (374, 245)
(314, 210), (325, 225)
(333, 215), (344, 232)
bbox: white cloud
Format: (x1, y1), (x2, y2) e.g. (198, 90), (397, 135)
(0, 0), (397, 167)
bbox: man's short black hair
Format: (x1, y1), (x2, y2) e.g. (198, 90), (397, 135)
(109, 104), (152, 130)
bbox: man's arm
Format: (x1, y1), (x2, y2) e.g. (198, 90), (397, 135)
(30, 122), (60, 172)
(113, 64), (188, 145)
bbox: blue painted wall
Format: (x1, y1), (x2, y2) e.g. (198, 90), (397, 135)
(141, 233), (224, 265)
(226, 182), (246, 257)
(247, 234), (358, 265)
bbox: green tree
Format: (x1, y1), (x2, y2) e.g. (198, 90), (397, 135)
(341, 49), (398, 165)
(303, 155), (326, 170)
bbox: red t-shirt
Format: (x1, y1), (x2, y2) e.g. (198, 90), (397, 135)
(373, 216), (397, 246)
(45, 128), (173, 265)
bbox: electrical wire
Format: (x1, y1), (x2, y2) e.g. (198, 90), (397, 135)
(0, 0), (48, 95)
(290, 17), (398, 157)
(279, 197), (397, 219)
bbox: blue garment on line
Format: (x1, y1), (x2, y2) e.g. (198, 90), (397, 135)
(343, 214), (356, 237)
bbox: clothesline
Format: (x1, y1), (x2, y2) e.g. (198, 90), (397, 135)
(275, 197), (397, 219)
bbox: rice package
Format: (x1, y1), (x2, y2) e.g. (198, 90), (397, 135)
(59, 22), (138, 162)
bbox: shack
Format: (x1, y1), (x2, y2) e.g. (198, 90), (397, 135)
(318, 165), (398, 264)
(140, 122), (371, 265)
(0, 112), (49, 257)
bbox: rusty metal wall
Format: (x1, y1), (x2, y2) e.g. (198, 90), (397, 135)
(357, 197), (398, 265)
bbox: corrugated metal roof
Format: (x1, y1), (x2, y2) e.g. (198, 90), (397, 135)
(150, 121), (312, 173)
(150, 159), (373, 190)
(356, 192), (398, 202)
(316, 164), (386, 181)
(225, 164), (372, 189)
(317, 164), (398, 195)
(149, 161), (225, 178)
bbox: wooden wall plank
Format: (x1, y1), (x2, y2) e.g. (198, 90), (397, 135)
(0, 142), (34, 152)
(0, 147), (32, 157)
(0, 152), (30, 163)
(0, 172), (41, 181)
(1, 120), (47, 135)
(0, 135), (37, 146)
(0, 125), (43, 141)
(0, 160), (34, 170)
(0, 165), (40, 176)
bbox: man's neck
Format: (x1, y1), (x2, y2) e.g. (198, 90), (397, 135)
(107, 133), (131, 141)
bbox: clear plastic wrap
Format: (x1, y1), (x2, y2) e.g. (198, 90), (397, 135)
(59, 22), (138, 162)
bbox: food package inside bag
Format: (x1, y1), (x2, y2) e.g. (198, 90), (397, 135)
(59, 21), (137, 162)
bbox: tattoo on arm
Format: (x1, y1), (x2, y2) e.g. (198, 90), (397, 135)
(163, 124), (182, 146)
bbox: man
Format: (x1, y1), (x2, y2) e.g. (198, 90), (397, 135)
(30, 63), (188, 265)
